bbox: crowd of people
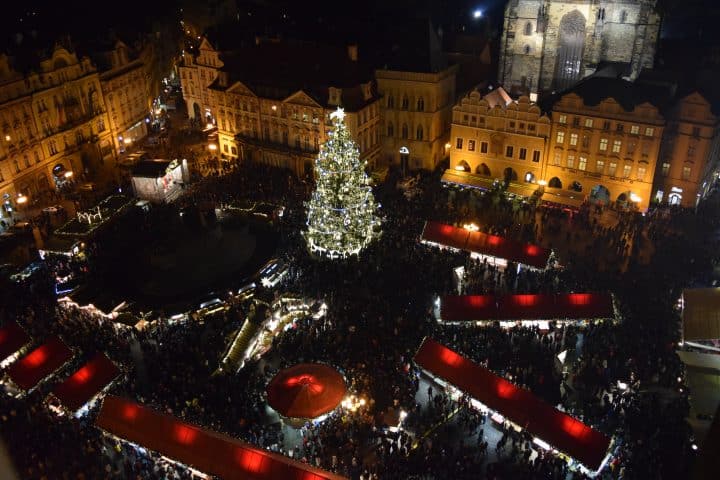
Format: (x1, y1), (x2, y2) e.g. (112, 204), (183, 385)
(1, 152), (718, 480)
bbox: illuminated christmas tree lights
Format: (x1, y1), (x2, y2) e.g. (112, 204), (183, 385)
(304, 107), (379, 259)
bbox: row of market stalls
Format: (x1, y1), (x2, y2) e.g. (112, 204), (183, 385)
(96, 395), (347, 480)
(437, 293), (616, 326)
(413, 337), (613, 475)
(0, 321), (121, 416)
(421, 220), (552, 270)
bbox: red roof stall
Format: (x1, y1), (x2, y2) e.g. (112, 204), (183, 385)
(413, 338), (611, 471)
(440, 293), (614, 322)
(7, 336), (73, 392)
(96, 395), (348, 480)
(266, 363), (346, 420)
(421, 221), (551, 269)
(0, 320), (31, 364)
(51, 353), (121, 412)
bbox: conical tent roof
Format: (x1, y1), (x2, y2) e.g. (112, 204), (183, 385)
(266, 363), (346, 420)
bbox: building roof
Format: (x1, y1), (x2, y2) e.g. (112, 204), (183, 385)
(96, 395), (348, 480)
(682, 288), (720, 342)
(7, 336), (73, 391)
(266, 363), (346, 419)
(131, 159), (174, 178)
(0, 320), (31, 363)
(414, 337), (612, 471)
(544, 76), (672, 113)
(51, 353), (120, 412)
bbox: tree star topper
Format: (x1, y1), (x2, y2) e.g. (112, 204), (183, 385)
(330, 107), (345, 122)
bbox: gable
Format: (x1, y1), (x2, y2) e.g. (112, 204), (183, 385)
(283, 90), (322, 108)
(199, 37), (216, 52)
(227, 81), (256, 97)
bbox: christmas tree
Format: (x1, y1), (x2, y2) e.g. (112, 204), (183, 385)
(304, 107), (379, 259)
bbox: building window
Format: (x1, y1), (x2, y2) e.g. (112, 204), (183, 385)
(524, 22), (533, 35)
(612, 140), (622, 153)
(692, 126), (701, 137)
(623, 164), (632, 178)
(456, 137), (463, 149)
(682, 165), (691, 180)
(417, 97), (425, 111)
(582, 135), (590, 149)
(596, 159), (604, 173)
(416, 125), (423, 140)
(630, 125), (639, 135)
(401, 96), (409, 110)
(528, 124), (536, 132)
(584, 118), (593, 128)
(231, 146), (237, 155)
(558, 115), (567, 124)
(573, 117), (581, 127)
(578, 156), (587, 171)
(603, 121), (611, 131)
(519, 147), (527, 160)
(223, 144), (229, 153)
(688, 144), (696, 158)
(552, 152), (561, 165)
(627, 141), (636, 154)
(509, 121), (516, 129)
(644, 127), (654, 137)
(468, 139), (476, 151)
(463, 114), (469, 123)
(34, 151), (40, 163)
(620, 10), (628, 23)
(616, 124), (624, 133)
(532, 150), (540, 162)
(312, 114), (319, 124)
(567, 155), (575, 168)
(471, 116), (477, 123)
(556, 131), (565, 143)
(480, 141), (488, 153)
(387, 122), (394, 137)
(506, 146), (514, 158)
(401, 124), (408, 139)
(599, 138), (608, 151)
(569, 133), (578, 146)
(609, 162), (617, 176)
(637, 166), (647, 180)
(661, 162), (670, 176)
(387, 95), (394, 108)
(13, 158), (20, 172)
(523, 45), (531, 55)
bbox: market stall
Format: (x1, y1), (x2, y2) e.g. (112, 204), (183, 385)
(413, 337), (612, 474)
(48, 353), (121, 414)
(266, 363), (347, 425)
(421, 220), (551, 270)
(4, 336), (74, 396)
(95, 395), (347, 480)
(438, 293), (616, 325)
(0, 320), (31, 368)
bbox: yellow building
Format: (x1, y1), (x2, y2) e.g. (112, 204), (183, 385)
(182, 38), (381, 176)
(446, 87), (551, 198)
(179, 38), (221, 124)
(545, 78), (664, 211)
(98, 41), (152, 154)
(376, 65), (458, 172)
(654, 92), (718, 207)
(0, 46), (113, 222)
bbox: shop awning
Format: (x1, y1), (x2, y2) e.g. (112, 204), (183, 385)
(541, 190), (585, 209)
(682, 288), (720, 342)
(0, 320), (31, 362)
(96, 396), (348, 480)
(421, 221), (551, 269)
(7, 336), (73, 391)
(441, 169), (494, 190)
(414, 338), (611, 471)
(51, 353), (120, 412)
(266, 363), (346, 419)
(440, 293), (614, 322)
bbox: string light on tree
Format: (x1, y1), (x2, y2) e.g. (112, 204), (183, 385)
(304, 107), (380, 259)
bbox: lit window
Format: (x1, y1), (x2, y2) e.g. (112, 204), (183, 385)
(637, 166), (647, 180)
(661, 162), (670, 176)
(569, 133), (578, 146)
(623, 164), (632, 178)
(567, 155), (575, 168)
(584, 118), (593, 128)
(596, 159), (604, 173)
(456, 137), (463, 149)
(630, 125), (639, 135)
(599, 138), (608, 151)
(558, 115), (567, 124)
(609, 162), (617, 176)
(468, 139), (476, 151)
(645, 127), (654, 137)
(553, 152), (561, 165)
(682, 166), (691, 180)
(556, 131), (565, 143)
(578, 156), (587, 171)
(612, 140), (622, 153)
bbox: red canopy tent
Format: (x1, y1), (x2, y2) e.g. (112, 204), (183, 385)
(7, 336), (73, 391)
(0, 320), (31, 362)
(421, 221), (550, 269)
(440, 293), (614, 322)
(266, 363), (346, 419)
(96, 395), (347, 480)
(413, 338), (611, 471)
(51, 353), (120, 411)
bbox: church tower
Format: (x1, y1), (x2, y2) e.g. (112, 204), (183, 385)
(498, 0), (661, 97)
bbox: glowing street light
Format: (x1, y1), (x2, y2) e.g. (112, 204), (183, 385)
(630, 193), (641, 203)
(538, 179), (547, 186)
(64, 171), (74, 179)
(473, 9), (483, 19)
(16, 193), (27, 204)
(208, 143), (218, 151)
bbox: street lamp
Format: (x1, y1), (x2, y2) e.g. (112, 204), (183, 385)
(208, 143), (218, 152)
(473, 8), (483, 19)
(16, 193), (27, 205)
(630, 193), (641, 203)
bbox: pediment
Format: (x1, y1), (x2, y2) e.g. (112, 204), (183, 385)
(283, 90), (322, 108)
(227, 81), (256, 97)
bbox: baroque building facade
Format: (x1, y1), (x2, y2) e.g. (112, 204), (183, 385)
(499, 0), (661, 96)
(0, 46), (114, 223)
(376, 66), (457, 172)
(180, 38), (381, 177)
